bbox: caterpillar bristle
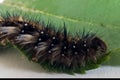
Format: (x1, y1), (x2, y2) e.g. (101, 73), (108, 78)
(0, 15), (108, 74)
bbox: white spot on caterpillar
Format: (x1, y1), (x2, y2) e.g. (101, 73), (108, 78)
(87, 49), (89, 52)
(52, 36), (55, 39)
(84, 40), (86, 43)
(35, 46), (38, 49)
(64, 46), (67, 49)
(41, 31), (44, 34)
(74, 52), (78, 55)
(21, 30), (24, 33)
(24, 23), (28, 26)
(73, 45), (76, 48)
(84, 44), (86, 47)
(51, 44), (54, 46)
(48, 50), (51, 53)
(38, 38), (41, 41)
(0, 0), (4, 3)
(62, 54), (65, 56)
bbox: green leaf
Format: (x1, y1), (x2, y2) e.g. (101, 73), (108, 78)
(0, 0), (120, 73)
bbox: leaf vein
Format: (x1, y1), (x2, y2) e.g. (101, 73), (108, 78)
(2, 1), (120, 29)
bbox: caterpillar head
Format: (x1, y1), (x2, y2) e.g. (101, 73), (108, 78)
(91, 37), (107, 53)
(78, 36), (107, 55)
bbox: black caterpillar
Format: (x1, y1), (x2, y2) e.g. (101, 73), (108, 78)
(0, 15), (107, 74)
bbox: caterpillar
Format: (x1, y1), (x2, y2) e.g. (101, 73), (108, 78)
(0, 13), (108, 74)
